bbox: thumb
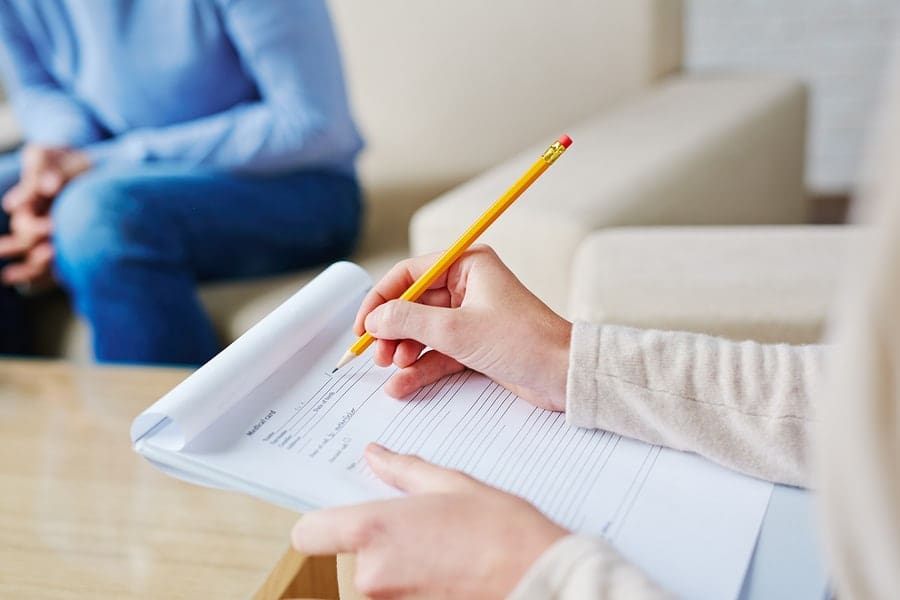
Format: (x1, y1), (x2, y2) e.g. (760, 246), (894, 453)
(365, 444), (473, 494)
(365, 299), (465, 355)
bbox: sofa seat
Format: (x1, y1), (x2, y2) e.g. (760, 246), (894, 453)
(569, 225), (862, 344)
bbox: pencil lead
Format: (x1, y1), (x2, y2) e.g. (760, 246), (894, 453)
(331, 367), (339, 374)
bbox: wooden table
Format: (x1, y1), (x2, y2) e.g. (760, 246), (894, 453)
(0, 360), (338, 599)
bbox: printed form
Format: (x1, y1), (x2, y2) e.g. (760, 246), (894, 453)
(196, 326), (769, 599)
(134, 263), (773, 600)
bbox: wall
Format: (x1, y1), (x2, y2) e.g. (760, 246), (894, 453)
(685, 1), (899, 194)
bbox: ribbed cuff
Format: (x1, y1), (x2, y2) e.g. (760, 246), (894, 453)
(508, 534), (618, 600)
(566, 321), (608, 429)
(83, 135), (145, 166)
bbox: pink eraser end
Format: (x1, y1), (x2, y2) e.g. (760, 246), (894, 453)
(558, 134), (573, 148)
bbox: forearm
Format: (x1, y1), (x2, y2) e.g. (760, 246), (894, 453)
(509, 535), (672, 600)
(10, 88), (107, 147)
(82, 101), (361, 173)
(566, 322), (822, 487)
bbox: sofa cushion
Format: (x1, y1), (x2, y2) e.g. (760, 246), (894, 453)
(330, 0), (683, 203)
(569, 225), (861, 344)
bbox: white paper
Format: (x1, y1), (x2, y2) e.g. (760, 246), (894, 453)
(134, 263), (773, 600)
(131, 261), (371, 450)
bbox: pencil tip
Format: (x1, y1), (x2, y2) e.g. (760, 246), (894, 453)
(334, 350), (357, 372)
(330, 367), (338, 374)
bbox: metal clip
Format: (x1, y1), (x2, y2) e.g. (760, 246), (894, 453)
(541, 141), (567, 164)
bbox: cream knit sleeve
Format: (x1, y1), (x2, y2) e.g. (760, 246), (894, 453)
(566, 322), (823, 488)
(511, 324), (824, 600)
(508, 534), (671, 599)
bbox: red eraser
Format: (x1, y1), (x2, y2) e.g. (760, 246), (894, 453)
(558, 134), (573, 148)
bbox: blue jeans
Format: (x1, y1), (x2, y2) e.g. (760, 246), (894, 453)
(0, 155), (361, 364)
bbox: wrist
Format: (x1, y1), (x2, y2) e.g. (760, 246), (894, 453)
(503, 518), (570, 599)
(548, 317), (572, 412)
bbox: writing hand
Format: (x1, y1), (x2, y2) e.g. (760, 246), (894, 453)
(353, 245), (571, 411)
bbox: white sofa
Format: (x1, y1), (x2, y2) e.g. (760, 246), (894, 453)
(0, 0), (828, 360)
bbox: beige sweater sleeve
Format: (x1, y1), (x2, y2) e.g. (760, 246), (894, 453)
(566, 322), (823, 488)
(515, 49), (900, 600)
(508, 535), (672, 600)
(512, 323), (824, 599)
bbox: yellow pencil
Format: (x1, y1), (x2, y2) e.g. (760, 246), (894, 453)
(333, 134), (573, 372)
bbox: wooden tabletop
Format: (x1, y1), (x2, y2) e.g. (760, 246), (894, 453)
(0, 359), (336, 599)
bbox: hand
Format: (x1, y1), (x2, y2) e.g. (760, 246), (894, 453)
(2, 144), (91, 213)
(0, 202), (54, 286)
(0, 145), (90, 287)
(293, 444), (567, 599)
(354, 245), (572, 411)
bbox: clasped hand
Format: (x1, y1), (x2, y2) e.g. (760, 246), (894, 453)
(0, 145), (89, 286)
(293, 246), (574, 599)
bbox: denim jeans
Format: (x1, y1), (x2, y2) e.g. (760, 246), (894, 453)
(0, 154), (361, 364)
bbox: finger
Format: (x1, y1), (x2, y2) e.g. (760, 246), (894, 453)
(385, 349), (464, 399)
(365, 300), (464, 357)
(365, 443), (473, 494)
(2, 260), (40, 286)
(393, 339), (425, 368)
(12, 211), (53, 246)
(9, 218), (51, 254)
(29, 240), (54, 269)
(373, 339), (398, 368)
(2, 183), (40, 212)
(353, 253), (449, 335)
(417, 288), (452, 308)
(0, 234), (27, 260)
(2, 244), (50, 285)
(292, 502), (392, 555)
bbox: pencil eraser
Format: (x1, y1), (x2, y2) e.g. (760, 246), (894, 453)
(558, 134), (573, 148)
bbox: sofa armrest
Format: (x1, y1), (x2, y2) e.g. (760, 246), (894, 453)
(569, 226), (859, 344)
(410, 74), (808, 314)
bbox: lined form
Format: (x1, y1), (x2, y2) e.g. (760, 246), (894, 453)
(248, 354), (771, 554)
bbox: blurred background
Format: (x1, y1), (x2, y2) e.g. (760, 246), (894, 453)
(687, 0), (900, 220)
(0, 0), (897, 362)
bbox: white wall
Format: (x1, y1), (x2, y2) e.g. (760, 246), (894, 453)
(686, 1), (899, 194)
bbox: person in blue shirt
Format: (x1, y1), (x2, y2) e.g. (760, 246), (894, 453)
(0, 0), (364, 363)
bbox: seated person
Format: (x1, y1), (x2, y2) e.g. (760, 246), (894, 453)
(292, 202), (898, 597)
(0, 0), (362, 364)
